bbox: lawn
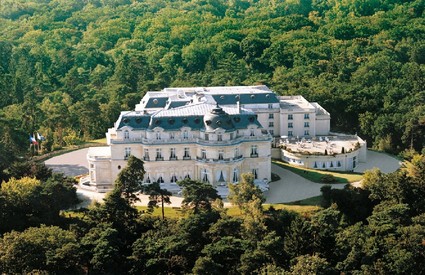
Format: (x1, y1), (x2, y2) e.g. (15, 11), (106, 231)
(64, 196), (322, 220)
(273, 160), (363, 183)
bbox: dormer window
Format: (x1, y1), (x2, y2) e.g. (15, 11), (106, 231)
(250, 129), (255, 136)
(205, 134), (209, 141)
(124, 130), (129, 140)
(170, 132), (175, 140)
(156, 132), (161, 140)
(217, 133), (222, 141)
(183, 130), (188, 139)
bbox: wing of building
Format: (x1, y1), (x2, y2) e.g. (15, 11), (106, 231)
(84, 85), (365, 193)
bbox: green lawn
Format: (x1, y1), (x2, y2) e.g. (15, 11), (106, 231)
(273, 160), (363, 183)
(88, 138), (107, 144)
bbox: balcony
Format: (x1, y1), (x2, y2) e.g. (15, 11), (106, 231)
(250, 153), (258, 158)
(196, 156), (244, 163)
(169, 156), (178, 161)
(155, 156), (164, 161)
(143, 156), (150, 161)
(109, 134), (272, 145)
(183, 156), (191, 160)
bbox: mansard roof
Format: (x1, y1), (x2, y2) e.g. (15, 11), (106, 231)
(116, 103), (261, 131)
(136, 85), (279, 110)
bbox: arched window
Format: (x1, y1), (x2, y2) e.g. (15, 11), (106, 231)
(201, 169), (209, 183)
(232, 168), (238, 183)
(252, 169), (258, 179)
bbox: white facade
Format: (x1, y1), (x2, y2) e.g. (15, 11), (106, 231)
(85, 85), (335, 192)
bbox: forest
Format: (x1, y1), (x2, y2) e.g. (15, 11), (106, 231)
(0, 0), (424, 273)
(0, 154), (424, 274)
(0, 0), (424, 164)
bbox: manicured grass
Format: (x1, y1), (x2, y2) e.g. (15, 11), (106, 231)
(88, 138), (107, 144)
(286, 195), (323, 206)
(136, 206), (186, 219)
(273, 160), (363, 183)
(135, 203), (321, 219)
(65, 199), (322, 220)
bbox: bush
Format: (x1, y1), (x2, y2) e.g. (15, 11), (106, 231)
(321, 174), (336, 183)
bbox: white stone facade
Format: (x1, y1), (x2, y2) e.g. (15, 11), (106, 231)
(85, 85), (340, 192)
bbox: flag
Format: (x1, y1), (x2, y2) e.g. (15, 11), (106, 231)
(37, 132), (45, 141)
(29, 135), (38, 145)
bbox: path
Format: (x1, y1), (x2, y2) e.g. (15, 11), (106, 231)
(45, 148), (90, 176)
(266, 163), (346, 203)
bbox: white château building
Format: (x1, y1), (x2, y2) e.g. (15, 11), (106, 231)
(85, 85), (365, 192)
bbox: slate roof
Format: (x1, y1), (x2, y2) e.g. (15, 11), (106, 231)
(211, 93), (279, 105)
(137, 86), (280, 111)
(116, 103), (261, 131)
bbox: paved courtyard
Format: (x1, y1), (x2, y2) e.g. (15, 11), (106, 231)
(46, 148), (402, 206)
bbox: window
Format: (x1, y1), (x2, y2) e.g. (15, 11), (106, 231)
(90, 163), (94, 168)
(170, 148), (176, 160)
(144, 149), (149, 161)
(269, 113), (274, 119)
(217, 133), (222, 141)
(124, 130), (129, 140)
(170, 174), (178, 183)
(288, 123), (293, 128)
(232, 168), (238, 183)
(201, 149), (207, 159)
(353, 156), (357, 168)
(251, 145), (258, 157)
(170, 132), (175, 140)
(157, 176), (164, 183)
(183, 130), (188, 139)
(288, 131), (293, 137)
(156, 148), (163, 160)
(252, 169), (258, 179)
(250, 129), (255, 136)
(230, 133), (234, 140)
(269, 130), (274, 136)
(201, 169), (209, 183)
(288, 114), (293, 120)
(234, 148), (239, 158)
(124, 147), (131, 159)
(268, 104), (273, 109)
(145, 174), (151, 183)
(218, 150), (224, 160)
(205, 134), (209, 141)
(218, 170), (225, 182)
(156, 132), (161, 140)
(269, 122), (274, 128)
(304, 122), (309, 128)
(304, 130), (310, 136)
(304, 114), (310, 119)
(183, 148), (190, 159)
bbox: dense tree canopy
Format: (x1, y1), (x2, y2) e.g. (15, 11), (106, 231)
(0, 0), (423, 164)
(0, 154), (424, 273)
(0, 0), (424, 273)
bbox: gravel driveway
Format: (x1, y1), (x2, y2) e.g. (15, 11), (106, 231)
(46, 148), (401, 205)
